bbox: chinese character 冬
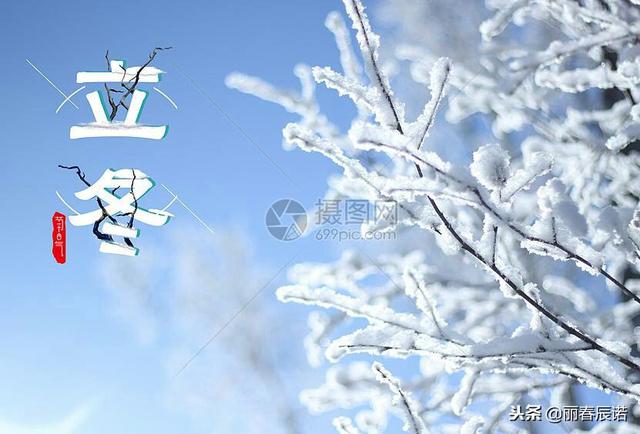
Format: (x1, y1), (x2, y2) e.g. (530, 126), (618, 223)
(62, 168), (172, 256)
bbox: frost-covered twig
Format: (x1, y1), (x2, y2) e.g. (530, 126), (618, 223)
(372, 362), (428, 434)
(358, 137), (640, 305)
(343, 0), (403, 132)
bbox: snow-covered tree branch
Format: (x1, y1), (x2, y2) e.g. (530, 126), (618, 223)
(228, 0), (640, 431)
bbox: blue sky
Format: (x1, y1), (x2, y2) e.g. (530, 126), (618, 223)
(0, 1), (371, 433)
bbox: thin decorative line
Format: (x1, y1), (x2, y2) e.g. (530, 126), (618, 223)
(174, 63), (297, 187)
(161, 184), (215, 236)
(56, 86), (86, 114)
(171, 253), (299, 379)
(26, 59), (80, 109)
(153, 86), (178, 110)
(161, 194), (179, 211)
(55, 191), (80, 215)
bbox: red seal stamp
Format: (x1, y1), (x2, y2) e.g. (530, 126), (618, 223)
(52, 212), (66, 264)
